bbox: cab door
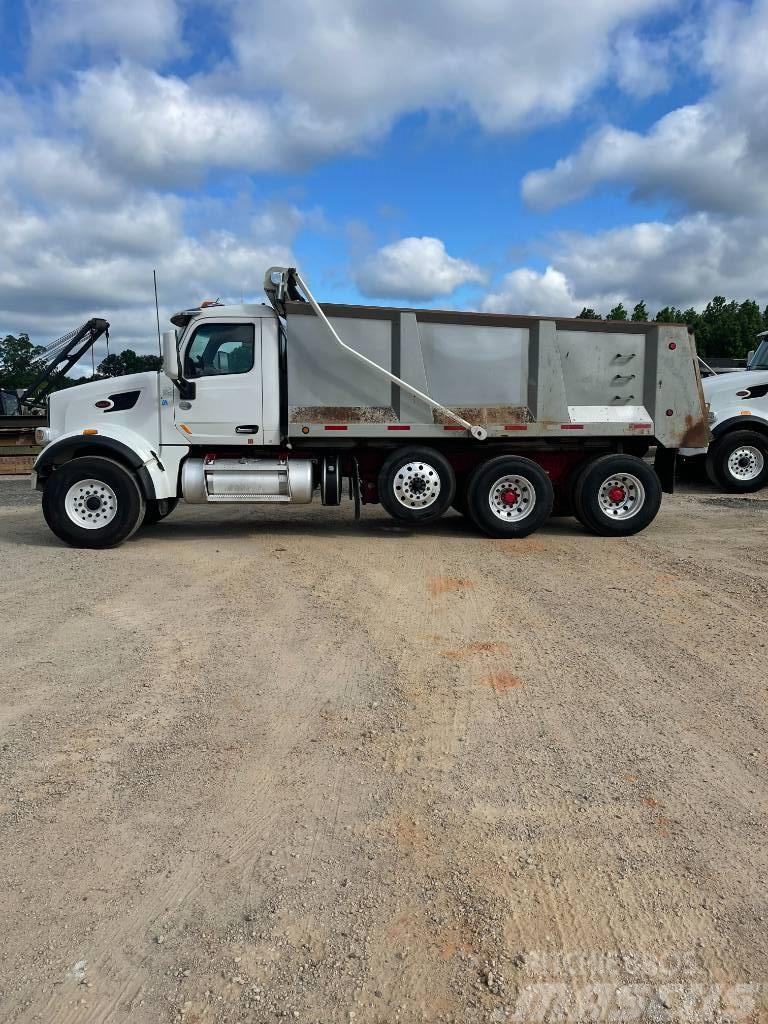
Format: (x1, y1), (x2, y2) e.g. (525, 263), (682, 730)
(175, 318), (264, 446)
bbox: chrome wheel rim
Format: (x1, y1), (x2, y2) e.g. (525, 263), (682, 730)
(727, 445), (764, 482)
(597, 473), (645, 520)
(64, 479), (118, 529)
(393, 461), (442, 509)
(488, 474), (536, 522)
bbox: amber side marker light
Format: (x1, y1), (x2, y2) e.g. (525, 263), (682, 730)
(83, 429), (99, 435)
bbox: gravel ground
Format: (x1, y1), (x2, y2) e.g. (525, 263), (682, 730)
(0, 475), (766, 1024)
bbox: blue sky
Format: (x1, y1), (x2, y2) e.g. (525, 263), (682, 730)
(1, 0), (767, 357)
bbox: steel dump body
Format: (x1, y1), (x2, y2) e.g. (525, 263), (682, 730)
(284, 302), (709, 450)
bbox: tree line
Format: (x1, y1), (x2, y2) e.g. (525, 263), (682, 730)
(578, 297), (768, 359)
(0, 332), (160, 394)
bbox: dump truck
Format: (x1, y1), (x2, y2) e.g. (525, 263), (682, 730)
(32, 268), (709, 548)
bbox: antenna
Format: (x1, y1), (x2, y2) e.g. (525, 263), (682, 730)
(153, 269), (162, 357)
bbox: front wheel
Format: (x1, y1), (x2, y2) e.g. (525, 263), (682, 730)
(465, 456), (553, 538)
(573, 454), (661, 536)
(707, 431), (768, 493)
(42, 456), (146, 548)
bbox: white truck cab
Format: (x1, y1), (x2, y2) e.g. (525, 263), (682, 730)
(681, 332), (768, 491)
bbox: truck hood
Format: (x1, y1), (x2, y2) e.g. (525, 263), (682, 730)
(702, 368), (768, 398)
(48, 371), (162, 440)
(49, 371), (160, 408)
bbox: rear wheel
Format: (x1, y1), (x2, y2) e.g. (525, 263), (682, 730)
(707, 431), (768, 492)
(573, 454), (661, 536)
(465, 456), (553, 538)
(143, 497), (179, 526)
(378, 446), (455, 524)
(42, 456), (145, 548)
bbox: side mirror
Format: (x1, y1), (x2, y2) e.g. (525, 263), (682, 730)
(747, 349), (755, 368)
(162, 330), (180, 379)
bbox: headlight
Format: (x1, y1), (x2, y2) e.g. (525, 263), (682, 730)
(34, 427), (51, 445)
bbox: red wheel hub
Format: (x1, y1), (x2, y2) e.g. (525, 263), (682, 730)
(500, 489), (518, 506)
(608, 485), (626, 504)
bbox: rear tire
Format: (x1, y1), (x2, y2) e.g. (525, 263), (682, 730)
(378, 446), (455, 524)
(707, 431), (768, 493)
(42, 456), (145, 548)
(143, 497), (179, 526)
(573, 454), (661, 536)
(465, 456), (553, 538)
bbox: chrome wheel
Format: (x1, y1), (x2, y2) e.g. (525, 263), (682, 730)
(597, 473), (645, 520)
(64, 479), (118, 529)
(487, 474), (536, 522)
(393, 461), (441, 509)
(727, 445), (764, 482)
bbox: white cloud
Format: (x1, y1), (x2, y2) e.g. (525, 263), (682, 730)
(482, 267), (581, 316)
(613, 30), (671, 98)
(68, 66), (281, 185)
(482, 213), (768, 319)
(0, 177), (300, 351)
(232, 0), (670, 130)
(27, 0), (181, 74)
(523, 0), (768, 215)
(354, 237), (485, 301)
(57, 0), (675, 185)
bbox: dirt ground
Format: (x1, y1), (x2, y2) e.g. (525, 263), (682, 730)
(0, 475), (766, 1024)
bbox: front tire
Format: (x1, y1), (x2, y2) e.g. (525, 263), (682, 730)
(42, 456), (146, 548)
(465, 456), (553, 538)
(378, 446), (455, 524)
(573, 454), (661, 536)
(707, 431), (768, 493)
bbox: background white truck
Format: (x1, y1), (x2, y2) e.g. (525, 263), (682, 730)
(681, 331), (768, 491)
(32, 268), (709, 548)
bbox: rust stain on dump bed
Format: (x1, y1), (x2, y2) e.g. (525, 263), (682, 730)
(679, 411), (710, 448)
(432, 405), (531, 426)
(289, 405), (397, 423)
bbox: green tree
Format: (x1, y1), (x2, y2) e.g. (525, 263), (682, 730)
(631, 301), (649, 322)
(696, 296), (741, 358)
(0, 333), (47, 392)
(655, 306), (684, 323)
(681, 308), (699, 328)
(577, 308), (602, 319)
(97, 350), (161, 377)
(762, 304), (768, 332)
(737, 300), (763, 356)
(607, 303), (628, 321)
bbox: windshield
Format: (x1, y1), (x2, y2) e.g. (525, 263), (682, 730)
(749, 339), (768, 370)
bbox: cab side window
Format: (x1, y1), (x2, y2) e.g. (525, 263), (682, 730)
(184, 323), (255, 379)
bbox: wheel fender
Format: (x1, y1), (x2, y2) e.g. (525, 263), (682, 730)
(33, 425), (173, 500)
(711, 413), (768, 439)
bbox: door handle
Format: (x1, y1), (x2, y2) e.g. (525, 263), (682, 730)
(235, 424), (260, 434)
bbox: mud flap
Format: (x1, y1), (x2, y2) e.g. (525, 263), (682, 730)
(654, 445), (677, 494)
(352, 456), (362, 520)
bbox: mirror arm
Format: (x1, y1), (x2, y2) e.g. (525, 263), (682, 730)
(177, 377), (196, 400)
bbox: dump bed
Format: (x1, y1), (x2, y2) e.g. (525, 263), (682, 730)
(283, 302), (709, 449)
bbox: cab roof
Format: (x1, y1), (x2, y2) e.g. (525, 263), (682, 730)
(170, 302), (277, 328)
